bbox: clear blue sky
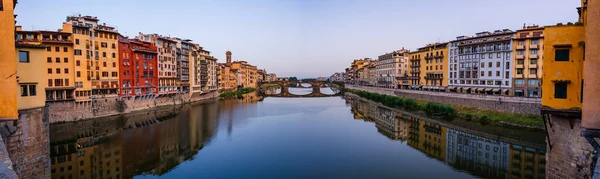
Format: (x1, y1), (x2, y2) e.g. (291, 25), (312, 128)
(16, 0), (580, 78)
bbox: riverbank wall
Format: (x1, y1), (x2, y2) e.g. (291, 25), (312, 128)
(347, 85), (541, 115)
(48, 91), (219, 123)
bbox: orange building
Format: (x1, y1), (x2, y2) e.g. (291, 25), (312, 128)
(0, 0), (18, 119)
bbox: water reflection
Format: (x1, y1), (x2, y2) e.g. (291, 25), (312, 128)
(49, 102), (219, 179)
(346, 95), (546, 179)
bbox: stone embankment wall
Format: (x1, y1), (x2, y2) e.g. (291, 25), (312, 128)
(347, 85), (541, 115)
(48, 91), (219, 123)
(0, 107), (51, 178)
(545, 116), (594, 179)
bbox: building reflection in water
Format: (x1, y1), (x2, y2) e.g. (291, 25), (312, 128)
(49, 101), (219, 179)
(346, 96), (546, 179)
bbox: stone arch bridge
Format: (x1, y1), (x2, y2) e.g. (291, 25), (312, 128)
(257, 80), (345, 98)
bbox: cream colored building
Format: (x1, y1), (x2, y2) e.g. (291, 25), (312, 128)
(137, 33), (178, 94)
(16, 43), (47, 110)
(512, 25), (543, 97)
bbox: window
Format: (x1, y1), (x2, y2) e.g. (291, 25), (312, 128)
(103, 62), (107, 67)
(112, 62), (116, 67)
(496, 62), (500, 67)
(517, 51), (524, 55)
(515, 79), (524, 85)
(555, 49), (570, 61)
(554, 83), (567, 99)
(102, 52), (106, 57)
(506, 62), (510, 69)
(518, 41), (525, 46)
(496, 71), (500, 76)
(65, 68), (69, 74)
(481, 71), (484, 77)
(112, 43), (116, 49)
(530, 69), (537, 75)
(488, 71), (492, 76)
(497, 53), (500, 58)
(55, 57), (60, 63)
(29, 85), (36, 96)
(531, 59), (538, 64)
(47, 68), (52, 74)
(488, 62), (492, 67)
(112, 72), (118, 77)
(505, 71), (509, 79)
(517, 60), (524, 64)
(18, 51), (29, 63)
(77, 71), (80, 77)
(63, 47), (68, 52)
(528, 79), (539, 85)
(112, 53), (116, 58)
(101, 42), (107, 48)
(55, 47), (60, 52)
(531, 49), (538, 55)
(64, 58), (69, 63)
(75, 39), (79, 45)
(47, 57), (52, 63)
(76, 60), (80, 66)
(531, 39), (538, 45)
(56, 68), (61, 74)
(481, 62), (485, 68)
(48, 79), (52, 87)
(488, 53), (492, 58)
(74, 50), (82, 56)
(20, 85), (28, 96)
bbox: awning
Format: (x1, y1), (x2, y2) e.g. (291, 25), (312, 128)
(515, 89), (524, 93)
(502, 89), (509, 93)
(485, 88), (493, 92)
(457, 87), (463, 91)
(448, 86), (456, 90)
(416, 85), (422, 89)
(492, 88), (500, 92)
(464, 87), (471, 91)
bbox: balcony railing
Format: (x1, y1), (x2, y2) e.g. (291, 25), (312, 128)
(516, 45), (525, 50)
(530, 44), (539, 49)
(516, 55), (524, 59)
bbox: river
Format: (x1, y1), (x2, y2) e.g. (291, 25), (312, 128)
(49, 87), (546, 179)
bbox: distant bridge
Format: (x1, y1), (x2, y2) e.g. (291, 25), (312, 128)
(257, 80), (345, 98)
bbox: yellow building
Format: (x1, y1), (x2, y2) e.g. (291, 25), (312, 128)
(409, 50), (424, 89)
(507, 145), (546, 179)
(231, 61), (258, 89)
(512, 26), (544, 97)
(62, 15), (120, 100)
(0, 0), (18, 119)
(541, 25), (585, 110)
(15, 27), (76, 102)
(409, 43), (448, 91)
(16, 43), (47, 110)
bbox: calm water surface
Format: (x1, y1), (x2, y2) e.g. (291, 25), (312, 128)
(50, 88), (546, 179)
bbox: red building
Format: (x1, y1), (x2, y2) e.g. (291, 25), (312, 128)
(118, 36), (158, 96)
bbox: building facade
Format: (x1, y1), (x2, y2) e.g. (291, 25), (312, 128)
(117, 36), (159, 96)
(63, 15), (120, 100)
(16, 43), (47, 110)
(15, 27), (76, 102)
(410, 43), (448, 91)
(376, 49), (409, 88)
(137, 33), (178, 94)
(0, 0), (19, 119)
(512, 26), (544, 97)
(448, 30), (514, 95)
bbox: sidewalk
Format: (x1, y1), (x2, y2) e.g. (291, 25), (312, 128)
(348, 85), (541, 104)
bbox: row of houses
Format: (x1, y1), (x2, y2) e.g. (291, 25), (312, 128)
(342, 20), (587, 99)
(5, 13), (278, 114)
(340, 0), (600, 177)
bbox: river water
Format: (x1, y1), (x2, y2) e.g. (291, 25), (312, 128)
(49, 88), (546, 179)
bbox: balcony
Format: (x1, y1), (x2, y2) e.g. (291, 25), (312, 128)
(530, 54), (539, 59)
(516, 55), (524, 59)
(530, 64), (538, 68)
(410, 64), (420, 68)
(530, 44), (539, 49)
(516, 64), (524, 68)
(410, 58), (421, 61)
(516, 45), (525, 50)
(435, 54), (444, 58)
(425, 56), (433, 60)
(410, 70), (421, 74)
(515, 74), (523, 78)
